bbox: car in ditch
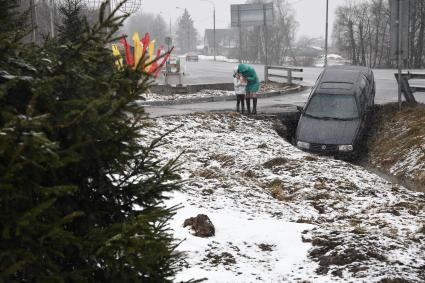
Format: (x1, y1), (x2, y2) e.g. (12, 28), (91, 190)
(295, 65), (375, 158)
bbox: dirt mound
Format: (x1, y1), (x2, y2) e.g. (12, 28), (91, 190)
(183, 214), (215, 237)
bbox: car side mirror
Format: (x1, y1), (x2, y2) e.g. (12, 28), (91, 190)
(296, 106), (304, 113)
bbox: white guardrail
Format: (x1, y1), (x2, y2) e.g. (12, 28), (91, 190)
(264, 65), (303, 84)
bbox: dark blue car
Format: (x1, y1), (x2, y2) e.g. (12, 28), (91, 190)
(295, 65), (375, 158)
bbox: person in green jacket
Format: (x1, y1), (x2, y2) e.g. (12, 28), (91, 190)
(237, 64), (260, 114)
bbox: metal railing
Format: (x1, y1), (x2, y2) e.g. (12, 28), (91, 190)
(264, 65), (303, 84)
(394, 72), (425, 104)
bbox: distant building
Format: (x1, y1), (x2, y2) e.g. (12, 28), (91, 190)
(203, 28), (238, 58)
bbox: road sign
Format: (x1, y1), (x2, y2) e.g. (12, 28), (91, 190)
(389, 0), (410, 60)
(230, 3), (273, 27)
(165, 36), (172, 46)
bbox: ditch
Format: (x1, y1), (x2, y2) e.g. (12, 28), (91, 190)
(257, 107), (424, 193)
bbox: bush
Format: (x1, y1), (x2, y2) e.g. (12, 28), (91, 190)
(0, 1), (184, 281)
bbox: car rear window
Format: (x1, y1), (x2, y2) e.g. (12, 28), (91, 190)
(320, 82), (354, 90)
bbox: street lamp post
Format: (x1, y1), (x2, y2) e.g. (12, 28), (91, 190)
(49, 0), (55, 37)
(324, 0), (329, 67)
(201, 0), (216, 61)
(30, 0), (37, 42)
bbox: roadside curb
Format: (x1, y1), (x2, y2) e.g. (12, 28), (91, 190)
(139, 85), (308, 107)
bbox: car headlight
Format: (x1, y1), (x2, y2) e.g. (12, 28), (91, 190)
(338, 145), (353, 152)
(297, 141), (310, 149)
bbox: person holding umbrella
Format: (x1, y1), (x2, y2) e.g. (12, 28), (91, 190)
(237, 64), (260, 114)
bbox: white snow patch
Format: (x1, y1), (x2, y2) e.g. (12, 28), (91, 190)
(198, 55), (239, 63)
(167, 191), (313, 283)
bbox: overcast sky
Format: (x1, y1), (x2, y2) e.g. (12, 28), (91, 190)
(132, 0), (344, 40)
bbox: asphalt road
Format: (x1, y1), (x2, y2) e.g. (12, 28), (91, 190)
(148, 60), (425, 117)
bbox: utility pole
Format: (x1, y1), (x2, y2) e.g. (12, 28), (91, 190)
(213, 6), (216, 61)
(49, 0), (55, 38)
(397, 0), (402, 110)
(324, 0), (329, 67)
(238, 6), (242, 63)
(201, 0), (216, 60)
(188, 19), (191, 52)
(30, 0), (37, 43)
(105, 0), (113, 33)
(263, 4), (268, 66)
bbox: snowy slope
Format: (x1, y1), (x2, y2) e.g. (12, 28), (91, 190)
(140, 113), (425, 283)
(368, 104), (425, 191)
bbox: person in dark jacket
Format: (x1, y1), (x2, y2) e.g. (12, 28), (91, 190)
(237, 64), (260, 114)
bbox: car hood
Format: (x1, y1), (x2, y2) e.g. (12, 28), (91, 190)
(297, 115), (361, 145)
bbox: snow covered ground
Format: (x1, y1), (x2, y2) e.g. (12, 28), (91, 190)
(198, 55), (239, 63)
(140, 113), (425, 283)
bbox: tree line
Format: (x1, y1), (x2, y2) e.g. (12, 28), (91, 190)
(333, 0), (425, 68)
(26, 0), (425, 68)
(239, 0), (298, 65)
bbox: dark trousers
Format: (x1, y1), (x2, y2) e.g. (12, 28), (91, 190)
(236, 94), (245, 113)
(245, 97), (258, 114)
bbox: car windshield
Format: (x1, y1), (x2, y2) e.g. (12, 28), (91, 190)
(304, 93), (359, 120)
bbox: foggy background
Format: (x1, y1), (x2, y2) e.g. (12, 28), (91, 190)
(26, 0), (425, 68)
(131, 0), (340, 39)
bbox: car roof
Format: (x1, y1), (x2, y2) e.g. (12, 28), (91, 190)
(315, 65), (373, 97)
(321, 66), (371, 83)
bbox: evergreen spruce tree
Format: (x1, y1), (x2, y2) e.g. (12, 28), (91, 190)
(176, 9), (198, 53)
(57, 0), (86, 43)
(0, 1), (187, 281)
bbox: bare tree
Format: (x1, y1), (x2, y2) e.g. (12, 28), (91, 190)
(333, 0), (425, 68)
(242, 0), (298, 65)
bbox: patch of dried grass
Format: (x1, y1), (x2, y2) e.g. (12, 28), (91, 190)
(314, 180), (329, 190)
(140, 120), (156, 128)
(270, 187), (287, 201)
(269, 179), (293, 201)
(242, 169), (258, 178)
(307, 192), (331, 201)
(263, 157), (289, 169)
(210, 154), (235, 167)
(257, 143), (268, 149)
(304, 155), (319, 161)
(192, 168), (219, 179)
(368, 103), (425, 187)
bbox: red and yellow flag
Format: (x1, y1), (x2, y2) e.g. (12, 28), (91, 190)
(119, 36), (134, 66)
